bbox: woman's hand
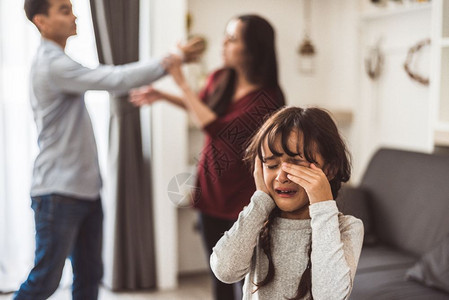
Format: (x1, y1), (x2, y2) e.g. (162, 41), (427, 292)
(163, 55), (187, 88)
(281, 163), (333, 204)
(178, 36), (206, 62)
(129, 85), (163, 107)
(254, 156), (269, 195)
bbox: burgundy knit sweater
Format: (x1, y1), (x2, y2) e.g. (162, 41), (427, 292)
(193, 69), (285, 220)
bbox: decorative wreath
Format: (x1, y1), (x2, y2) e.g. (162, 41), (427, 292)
(365, 45), (384, 80)
(404, 38), (430, 86)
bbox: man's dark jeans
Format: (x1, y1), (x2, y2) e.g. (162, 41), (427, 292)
(14, 194), (103, 300)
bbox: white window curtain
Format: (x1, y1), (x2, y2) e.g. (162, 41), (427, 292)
(0, 0), (108, 292)
(0, 0), (40, 291)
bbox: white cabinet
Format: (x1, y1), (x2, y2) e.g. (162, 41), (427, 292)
(176, 123), (209, 274)
(431, 0), (449, 146)
(177, 208), (209, 274)
(177, 114), (208, 274)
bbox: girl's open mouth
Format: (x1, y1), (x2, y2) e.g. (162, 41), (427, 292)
(275, 188), (297, 197)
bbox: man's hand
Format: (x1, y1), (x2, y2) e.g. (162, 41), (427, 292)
(163, 55), (187, 88)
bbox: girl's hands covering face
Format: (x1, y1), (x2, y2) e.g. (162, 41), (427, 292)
(281, 162), (333, 204)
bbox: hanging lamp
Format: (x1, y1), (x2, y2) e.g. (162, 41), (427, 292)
(298, 0), (316, 74)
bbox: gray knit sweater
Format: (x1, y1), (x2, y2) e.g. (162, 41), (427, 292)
(210, 191), (364, 300)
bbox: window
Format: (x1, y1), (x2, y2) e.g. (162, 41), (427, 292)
(0, 0), (108, 291)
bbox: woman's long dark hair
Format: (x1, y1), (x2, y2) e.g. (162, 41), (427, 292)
(209, 14), (281, 116)
(244, 106), (351, 299)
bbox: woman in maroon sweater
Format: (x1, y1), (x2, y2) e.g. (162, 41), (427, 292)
(130, 14), (285, 300)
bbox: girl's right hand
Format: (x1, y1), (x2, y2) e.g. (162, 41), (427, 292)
(254, 156), (269, 195)
(129, 85), (163, 107)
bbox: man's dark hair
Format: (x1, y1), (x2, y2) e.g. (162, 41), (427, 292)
(24, 0), (50, 22)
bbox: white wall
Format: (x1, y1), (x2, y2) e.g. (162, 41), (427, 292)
(355, 2), (433, 180)
(188, 0), (357, 109)
(188, 0), (436, 183)
(187, 0), (360, 175)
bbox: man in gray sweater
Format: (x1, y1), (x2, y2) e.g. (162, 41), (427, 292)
(14, 0), (203, 299)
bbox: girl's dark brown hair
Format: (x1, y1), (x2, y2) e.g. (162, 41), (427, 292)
(209, 14), (282, 116)
(244, 106), (351, 299)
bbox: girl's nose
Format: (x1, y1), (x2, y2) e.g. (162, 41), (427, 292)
(276, 169), (290, 184)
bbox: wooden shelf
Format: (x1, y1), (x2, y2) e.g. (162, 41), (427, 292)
(360, 2), (432, 21)
(329, 109), (353, 127)
(434, 130), (449, 147)
(434, 122), (449, 146)
(435, 121), (449, 131)
(440, 38), (449, 47)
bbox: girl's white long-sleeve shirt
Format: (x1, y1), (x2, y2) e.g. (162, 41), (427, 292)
(210, 191), (364, 300)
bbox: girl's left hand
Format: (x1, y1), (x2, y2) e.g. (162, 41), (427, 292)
(281, 163), (333, 204)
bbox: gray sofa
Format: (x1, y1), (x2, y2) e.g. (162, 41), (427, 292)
(338, 148), (449, 300)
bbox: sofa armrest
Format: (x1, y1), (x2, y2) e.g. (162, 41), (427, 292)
(337, 185), (377, 245)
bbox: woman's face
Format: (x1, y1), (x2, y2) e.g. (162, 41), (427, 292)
(261, 131), (325, 219)
(222, 19), (246, 68)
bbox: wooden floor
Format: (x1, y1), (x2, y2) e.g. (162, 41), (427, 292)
(0, 273), (213, 300)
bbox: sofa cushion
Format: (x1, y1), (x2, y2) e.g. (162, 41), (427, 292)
(337, 186), (377, 245)
(405, 235), (449, 293)
(351, 266), (449, 300)
(360, 148), (449, 256)
(356, 245), (417, 274)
